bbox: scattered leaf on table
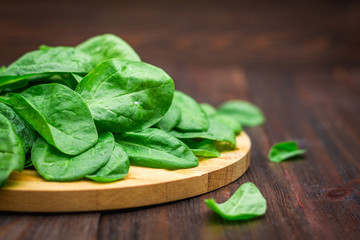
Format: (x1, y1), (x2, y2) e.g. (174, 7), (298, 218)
(268, 141), (306, 163)
(205, 182), (267, 220)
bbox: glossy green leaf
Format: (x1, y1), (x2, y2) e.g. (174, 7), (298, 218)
(86, 142), (130, 182)
(205, 182), (267, 220)
(10, 83), (98, 155)
(76, 59), (174, 133)
(0, 102), (36, 152)
(0, 114), (25, 186)
(212, 114), (242, 135)
(200, 103), (217, 117)
(77, 34), (141, 64)
(268, 141), (306, 163)
(0, 47), (93, 90)
(32, 132), (114, 181)
(156, 101), (181, 132)
(218, 100), (265, 127)
(181, 139), (220, 158)
(173, 91), (209, 132)
(115, 128), (199, 169)
(170, 118), (236, 148)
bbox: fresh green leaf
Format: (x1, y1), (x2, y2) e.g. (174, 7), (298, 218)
(0, 114), (25, 186)
(115, 128), (199, 169)
(75, 59), (174, 133)
(200, 103), (217, 117)
(0, 102), (36, 152)
(0, 47), (93, 90)
(173, 91), (209, 132)
(205, 182), (267, 220)
(170, 118), (236, 148)
(268, 141), (306, 163)
(10, 83), (98, 155)
(0, 66), (6, 74)
(181, 139), (220, 158)
(218, 100), (265, 127)
(86, 142), (130, 182)
(212, 114), (242, 135)
(156, 101), (181, 132)
(77, 34), (141, 64)
(32, 132), (114, 181)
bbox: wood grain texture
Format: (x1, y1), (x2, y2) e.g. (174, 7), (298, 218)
(0, 134), (250, 213)
(0, 0), (359, 239)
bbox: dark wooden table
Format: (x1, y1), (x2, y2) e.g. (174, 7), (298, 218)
(1, 0), (359, 239)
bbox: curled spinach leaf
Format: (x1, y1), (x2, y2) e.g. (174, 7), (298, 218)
(0, 114), (25, 186)
(0, 102), (36, 152)
(10, 83), (98, 155)
(77, 34), (141, 65)
(86, 143), (130, 182)
(181, 139), (220, 158)
(268, 141), (306, 163)
(115, 128), (198, 169)
(156, 101), (181, 132)
(0, 47), (93, 90)
(205, 182), (267, 220)
(32, 132), (114, 181)
(75, 59), (174, 133)
(170, 118), (236, 148)
(218, 100), (265, 127)
(173, 91), (209, 132)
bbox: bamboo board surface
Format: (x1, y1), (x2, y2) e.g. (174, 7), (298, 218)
(0, 132), (251, 212)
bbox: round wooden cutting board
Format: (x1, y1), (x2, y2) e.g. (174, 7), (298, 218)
(0, 132), (251, 212)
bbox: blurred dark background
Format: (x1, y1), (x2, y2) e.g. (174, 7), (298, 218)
(1, 0), (359, 69)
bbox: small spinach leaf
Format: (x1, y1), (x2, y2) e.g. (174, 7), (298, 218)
(156, 101), (181, 132)
(181, 139), (220, 158)
(268, 141), (306, 163)
(115, 128), (198, 169)
(77, 34), (141, 64)
(0, 102), (36, 152)
(170, 118), (236, 148)
(212, 114), (242, 135)
(173, 91), (209, 132)
(0, 114), (25, 186)
(32, 132), (114, 181)
(200, 103), (217, 117)
(86, 142), (130, 182)
(218, 100), (265, 127)
(205, 182), (267, 220)
(10, 83), (98, 155)
(75, 59), (174, 133)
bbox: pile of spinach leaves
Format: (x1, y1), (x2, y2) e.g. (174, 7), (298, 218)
(0, 34), (265, 187)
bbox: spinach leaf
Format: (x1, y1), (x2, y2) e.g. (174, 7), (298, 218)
(71, 73), (83, 83)
(170, 118), (236, 148)
(0, 114), (25, 186)
(268, 141), (306, 163)
(10, 83), (98, 155)
(77, 34), (141, 65)
(0, 47), (93, 90)
(86, 142), (129, 182)
(205, 182), (267, 220)
(0, 66), (5, 74)
(218, 100), (265, 127)
(173, 91), (209, 132)
(156, 101), (181, 132)
(200, 103), (217, 117)
(0, 102), (36, 152)
(75, 59), (174, 133)
(211, 114), (242, 135)
(181, 139), (220, 158)
(31, 132), (114, 181)
(115, 128), (199, 169)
